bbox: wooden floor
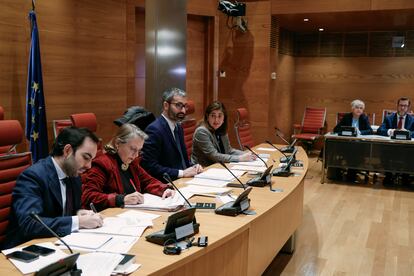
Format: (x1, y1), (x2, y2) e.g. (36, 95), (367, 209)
(264, 156), (414, 276)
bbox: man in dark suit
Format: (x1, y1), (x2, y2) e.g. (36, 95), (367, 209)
(141, 87), (203, 182)
(377, 97), (414, 185)
(378, 97), (414, 137)
(3, 127), (103, 249)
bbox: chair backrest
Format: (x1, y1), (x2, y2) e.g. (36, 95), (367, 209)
(300, 107), (327, 134)
(336, 112), (347, 125)
(382, 109), (396, 124)
(70, 113), (97, 132)
(367, 113), (376, 125)
(52, 119), (73, 139)
(0, 120), (23, 155)
(0, 106), (4, 120)
(0, 153), (32, 244)
(234, 108), (255, 150)
(182, 100), (196, 159)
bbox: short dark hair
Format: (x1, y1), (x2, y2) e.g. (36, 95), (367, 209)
(203, 101), (228, 136)
(51, 127), (99, 157)
(397, 97), (411, 105)
(162, 87), (187, 103)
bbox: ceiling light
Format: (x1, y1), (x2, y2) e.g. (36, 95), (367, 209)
(318, 28), (324, 32)
(303, 18), (309, 22)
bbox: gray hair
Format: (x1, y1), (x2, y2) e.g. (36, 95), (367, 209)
(162, 87), (187, 103)
(104, 123), (148, 154)
(351, 99), (365, 109)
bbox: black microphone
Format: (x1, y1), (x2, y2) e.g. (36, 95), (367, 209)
(265, 140), (289, 163)
(243, 145), (268, 168)
(163, 173), (193, 208)
(30, 212), (82, 276)
(274, 127), (297, 153)
(219, 162), (247, 190)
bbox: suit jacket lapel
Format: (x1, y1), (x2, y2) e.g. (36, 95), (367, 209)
(160, 116), (181, 153)
(44, 157), (64, 210)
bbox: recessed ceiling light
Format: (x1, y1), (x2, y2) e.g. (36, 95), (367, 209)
(303, 18), (309, 22)
(318, 28), (324, 32)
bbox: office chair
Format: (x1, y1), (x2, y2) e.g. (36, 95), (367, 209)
(70, 113), (97, 132)
(0, 120), (23, 155)
(292, 107), (326, 154)
(0, 120), (32, 244)
(0, 106), (4, 120)
(381, 109), (396, 124)
(181, 100), (197, 159)
(52, 119), (73, 139)
(234, 108), (255, 150)
(335, 112), (347, 125)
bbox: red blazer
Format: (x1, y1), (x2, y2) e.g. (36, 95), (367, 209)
(81, 153), (168, 211)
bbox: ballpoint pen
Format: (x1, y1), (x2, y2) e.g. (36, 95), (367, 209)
(129, 179), (138, 192)
(89, 202), (98, 213)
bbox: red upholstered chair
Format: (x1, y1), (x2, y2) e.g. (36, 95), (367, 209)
(0, 106), (4, 120)
(335, 112), (347, 125)
(0, 120), (32, 244)
(52, 119), (73, 139)
(181, 100), (197, 159)
(0, 120), (23, 155)
(381, 109), (396, 124)
(70, 113), (97, 132)
(234, 108), (255, 150)
(70, 113), (102, 155)
(292, 107), (327, 153)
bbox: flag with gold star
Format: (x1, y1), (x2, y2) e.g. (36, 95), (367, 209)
(26, 10), (48, 162)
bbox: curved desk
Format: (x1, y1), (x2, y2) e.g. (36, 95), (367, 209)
(0, 144), (307, 276)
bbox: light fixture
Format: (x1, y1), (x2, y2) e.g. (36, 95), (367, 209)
(318, 28), (324, 32)
(303, 18), (309, 22)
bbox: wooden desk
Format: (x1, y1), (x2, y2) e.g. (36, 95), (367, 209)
(322, 134), (414, 183)
(0, 144), (307, 276)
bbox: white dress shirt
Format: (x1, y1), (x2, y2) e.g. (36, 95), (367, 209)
(161, 114), (184, 177)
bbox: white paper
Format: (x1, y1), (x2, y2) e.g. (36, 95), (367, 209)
(231, 165), (267, 173)
(185, 177), (230, 188)
(112, 263), (141, 275)
(77, 252), (123, 276)
(116, 210), (160, 221)
(125, 192), (185, 211)
(79, 217), (151, 236)
(230, 159), (268, 167)
(194, 168), (245, 181)
(256, 147), (277, 152)
(218, 194), (235, 204)
(98, 236), (139, 254)
(2, 242), (68, 275)
(180, 185), (231, 196)
(58, 233), (113, 250)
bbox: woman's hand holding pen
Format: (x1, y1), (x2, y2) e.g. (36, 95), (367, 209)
(162, 189), (175, 199)
(124, 192), (144, 205)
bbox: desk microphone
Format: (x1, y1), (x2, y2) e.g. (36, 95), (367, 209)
(219, 162), (247, 190)
(265, 140), (289, 163)
(30, 212), (82, 276)
(163, 173), (192, 208)
(243, 145), (268, 168)
(274, 127), (297, 153)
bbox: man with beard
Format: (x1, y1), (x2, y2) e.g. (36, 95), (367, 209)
(141, 87), (203, 182)
(2, 127), (103, 249)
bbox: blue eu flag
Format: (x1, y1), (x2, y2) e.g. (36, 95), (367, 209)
(26, 11), (49, 162)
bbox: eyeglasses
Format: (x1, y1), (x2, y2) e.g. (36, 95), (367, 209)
(169, 101), (188, 110)
(398, 104), (409, 107)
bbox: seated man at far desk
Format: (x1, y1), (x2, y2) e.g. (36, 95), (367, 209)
(377, 97), (414, 137)
(2, 127), (103, 250)
(377, 97), (414, 185)
(141, 87), (203, 182)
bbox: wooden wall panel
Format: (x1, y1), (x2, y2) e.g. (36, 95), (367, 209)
(0, 0), (127, 148)
(271, 0), (371, 14)
(293, 57), (414, 131)
(218, 1), (271, 145)
(187, 0), (217, 16)
(133, 7), (145, 107)
(371, 0), (414, 10)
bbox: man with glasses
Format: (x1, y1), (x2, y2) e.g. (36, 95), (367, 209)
(378, 97), (414, 186)
(141, 87), (203, 182)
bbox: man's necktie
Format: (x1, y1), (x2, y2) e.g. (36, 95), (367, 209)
(63, 177), (74, 216)
(174, 126), (187, 170)
(397, 116), (403, 129)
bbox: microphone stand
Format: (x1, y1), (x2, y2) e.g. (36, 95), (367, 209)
(219, 162), (247, 189)
(265, 140), (290, 163)
(274, 127), (297, 153)
(243, 145), (268, 168)
(163, 173), (193, 208)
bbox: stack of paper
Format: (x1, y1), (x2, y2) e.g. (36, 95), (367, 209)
(125, 192), (185, 211)
(180, 185), (231, 197)
(194, 168), (245, 181)
(230, 165), (266, 173)
(230, 159), (268, 167)
(77, 252), (124, 276)
(58, 233), (113, 250)
(185, 177), (230, 188)
(79, 216), (151, 237)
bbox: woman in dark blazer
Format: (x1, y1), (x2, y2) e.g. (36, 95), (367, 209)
(333, 99), (373, 135)
(81, 123), (174, 211)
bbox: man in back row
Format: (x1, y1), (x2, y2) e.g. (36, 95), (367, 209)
(141, 87), (203, 182)
(3, 127), (103, 249)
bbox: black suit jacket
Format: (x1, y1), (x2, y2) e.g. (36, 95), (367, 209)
(377, 113), (414, 136)
(3, 156), (81, 249)
(141, 116), (190, 182)
(333, 113), (373, 135)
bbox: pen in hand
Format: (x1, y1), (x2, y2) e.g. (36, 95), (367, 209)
(90, 203), (98, 213)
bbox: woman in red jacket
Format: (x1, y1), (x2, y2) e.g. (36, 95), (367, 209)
(81, 123), (174, 211)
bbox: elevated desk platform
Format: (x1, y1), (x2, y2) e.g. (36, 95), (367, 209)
(322, 133), (414, 183)
(0, 144), (308, 276)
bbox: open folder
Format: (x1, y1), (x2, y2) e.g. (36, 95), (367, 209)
(125, 192), (185, 211)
